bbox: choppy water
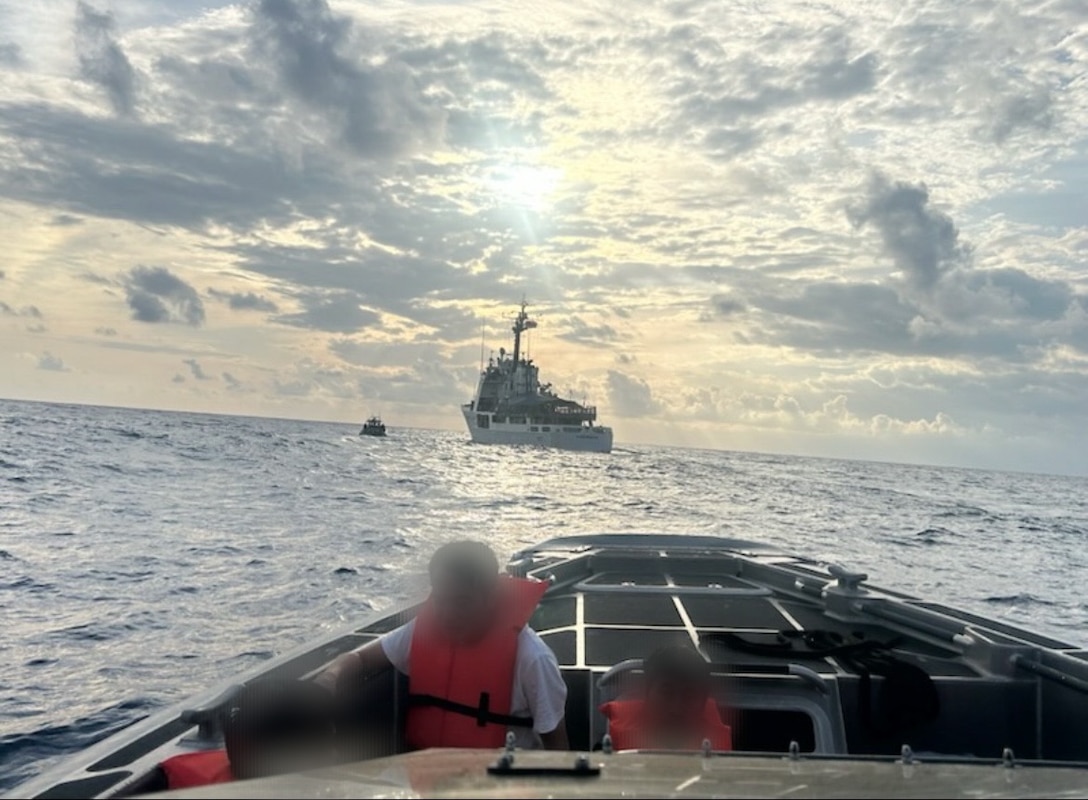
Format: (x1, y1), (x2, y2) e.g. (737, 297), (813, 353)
(1, 398), (1086, 789)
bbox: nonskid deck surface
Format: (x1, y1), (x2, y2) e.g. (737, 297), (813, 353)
(136, 749), (1088, 799)
(10, 533), (1088, 800)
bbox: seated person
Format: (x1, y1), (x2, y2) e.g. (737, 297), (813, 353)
(318, 540), (569, 751)
(160, 679), (338, 789)
(599, 645), (732, 751)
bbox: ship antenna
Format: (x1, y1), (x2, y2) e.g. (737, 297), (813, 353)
(479, 319), (485, 373)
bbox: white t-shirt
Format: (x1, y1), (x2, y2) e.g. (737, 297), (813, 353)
(380, 620), (567, 749)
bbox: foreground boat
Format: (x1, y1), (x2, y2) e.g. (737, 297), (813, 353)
(462, 302), (613, 453)
(9, 533), (1088, 799)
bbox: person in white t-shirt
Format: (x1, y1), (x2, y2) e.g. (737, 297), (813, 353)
(318, 541), (568, 751)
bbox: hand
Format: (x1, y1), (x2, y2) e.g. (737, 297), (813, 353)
(313, 669), (339, 694)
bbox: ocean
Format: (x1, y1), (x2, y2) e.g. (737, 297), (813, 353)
(1, 398), (1085, 790)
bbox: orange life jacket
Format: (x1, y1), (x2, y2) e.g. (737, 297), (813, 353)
(599, 698), (733, 752)
(405, 576), (547, 750)
(160, 749), (233, 789)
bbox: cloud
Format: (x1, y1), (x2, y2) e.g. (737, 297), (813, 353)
(272, 357), (360, 399)
(556, 316), (620, 348)
(847, 173), (969, 292)
(706, 174), (1086, 363)
(74, 1), (137, 117)
(249, 0), (445, 160)
(985, 90), (1055, 144)
(709, 295), (746, 317)
(122, 266), (205, 326)
(273, 292), (380, 333)
(182, 358), (211, 380)
(208, 288), (279, 313)
(0, 42), (22, 68)
(222, 371), (242, 390)
(37, 352), (68, 372)
(172, 373), (185, 384)
(0, 302), (42, 318)
(606, 370), (660, 417)
(94, 326), (118, 336)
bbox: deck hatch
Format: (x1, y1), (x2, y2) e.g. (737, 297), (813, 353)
(681, 596), (791, 630)
(583, 571), (669, 586)
(585, 628), (693, 666)
(584, 594), (682, 626)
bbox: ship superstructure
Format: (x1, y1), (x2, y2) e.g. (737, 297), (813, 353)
(462, 302), (613, 453)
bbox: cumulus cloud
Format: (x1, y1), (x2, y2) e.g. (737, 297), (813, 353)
(182, 358), (211, 380)
(709, 174), (1086, 363)
(847, 173), (969, 292)
(122, 266), (205, 326)
(37, 352), (68, 372)
(606, 370), (660, 417)
(222, 372), (242, 390)
(249, 0), (445, 160)
(208, 288), (279, 313)
(74, 1), (137, 117)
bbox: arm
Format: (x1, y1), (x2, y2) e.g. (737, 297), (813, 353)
(315, 639), (393, 692)
(520, 630), (570, 751)
(539, 721), (569, 751)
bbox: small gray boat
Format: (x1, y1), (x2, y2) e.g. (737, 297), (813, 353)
(359, 416), (386, 437)
(9, 533), (1088, 799)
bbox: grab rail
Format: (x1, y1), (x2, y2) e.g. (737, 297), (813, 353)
(573, 582), (770, 597)
(1012, 655), (1088, 696)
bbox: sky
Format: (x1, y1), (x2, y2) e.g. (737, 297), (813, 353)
(0, 0), (1086, 475)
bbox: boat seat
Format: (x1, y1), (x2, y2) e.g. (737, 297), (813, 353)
(593, 659), (848, 755)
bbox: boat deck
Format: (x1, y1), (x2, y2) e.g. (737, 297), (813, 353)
(10, 533), (1088, 799)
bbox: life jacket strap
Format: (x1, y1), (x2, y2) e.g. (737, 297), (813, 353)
(406, 692), (534, 728)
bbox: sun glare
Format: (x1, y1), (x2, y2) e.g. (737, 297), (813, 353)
(487, 162), (563, 212)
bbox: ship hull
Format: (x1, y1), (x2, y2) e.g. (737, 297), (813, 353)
(461, 405), (613, 453)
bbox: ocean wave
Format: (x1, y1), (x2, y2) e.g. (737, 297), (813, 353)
(0, 698), (158, 791)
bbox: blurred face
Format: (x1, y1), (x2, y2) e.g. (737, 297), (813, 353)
(429, 570), (496, 643)
(644, 677), (708, 733)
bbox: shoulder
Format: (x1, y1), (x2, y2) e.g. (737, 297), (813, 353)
(380, 619), (416, 672)
(384, 618), (416, 644)
(516, 627), (562, 678)
(517, 626), (556, 660)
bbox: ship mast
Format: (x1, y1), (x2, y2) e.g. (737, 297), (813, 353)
(510, 299), (536, 371)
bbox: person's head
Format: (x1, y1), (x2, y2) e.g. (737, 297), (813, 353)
(642, 645), (713, 732)
(223, 679), (337, 780)
(427, 540), (500, 643)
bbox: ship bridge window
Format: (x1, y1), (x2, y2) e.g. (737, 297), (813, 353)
(510, 416), (527, 424)
(542, 426), (551, 432)
(476, 414), (490, 429)
(530, 426), (539, 432)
